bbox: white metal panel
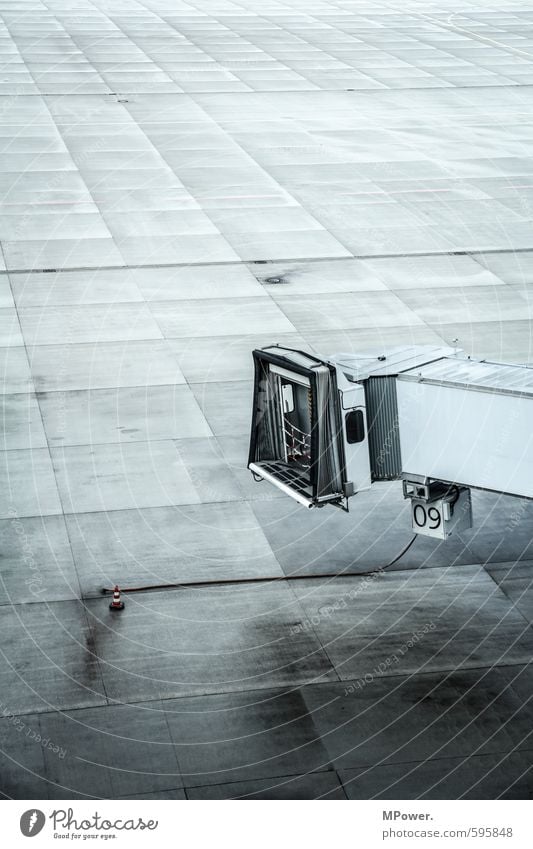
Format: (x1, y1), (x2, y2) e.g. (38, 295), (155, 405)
(397, 379), (533, 498)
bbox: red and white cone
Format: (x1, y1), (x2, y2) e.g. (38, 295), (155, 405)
(109, 585), (125, 611)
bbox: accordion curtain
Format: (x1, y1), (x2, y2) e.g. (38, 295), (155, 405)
(249, 346), (345, 504)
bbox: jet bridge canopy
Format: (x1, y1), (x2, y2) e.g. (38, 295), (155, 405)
(247, 346), (348, 508)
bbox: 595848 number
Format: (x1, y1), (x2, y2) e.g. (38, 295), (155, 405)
(469, 827), (513, 838)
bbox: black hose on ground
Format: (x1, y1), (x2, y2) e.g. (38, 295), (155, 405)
(99, 535), (419, 596)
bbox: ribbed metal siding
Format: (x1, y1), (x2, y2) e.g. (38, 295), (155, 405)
(365, 376), (402, 481)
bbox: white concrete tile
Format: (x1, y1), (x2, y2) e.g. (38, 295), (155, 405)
(274, 291), (424, 333)
(363, 254), (506, 290)
(19, 303), (163, 345)
(84, 585), (335, 701)
(225, 229), (352, 261)
(0, 309), (24, 346)
(0, 448), (63, 518)
(10, 268), (144, 306)
(150, 296), (295, 338)
(190, 381), (252, 437)
(3, 0), (533, 802)
(132, 263), (266, 300)
(250, 258), (387, 294)
(51, 441), (201, 513)
(395, 285), (533, 325)
(40, 703), (182, 798)
(167, 331), (307, 383)
(2, 238), (126, 271)
(0, 601), (106, 715)
(39, 384), (212, 447)
(116, 234), (239, 265)
(1, 393), (48, 450)
(67, 501), (282, 595)
(28, 340), (186, 392)
(0, 515), (78, 604)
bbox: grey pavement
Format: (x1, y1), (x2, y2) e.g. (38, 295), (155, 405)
(1, 0), (533, 800)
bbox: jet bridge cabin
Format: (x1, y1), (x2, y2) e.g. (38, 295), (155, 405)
(247, 344), (452, 510)
(248, 345), (533, 532)
(247, 345), (361, 509)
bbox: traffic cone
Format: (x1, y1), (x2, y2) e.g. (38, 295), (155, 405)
(109, 585), (125, 611)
